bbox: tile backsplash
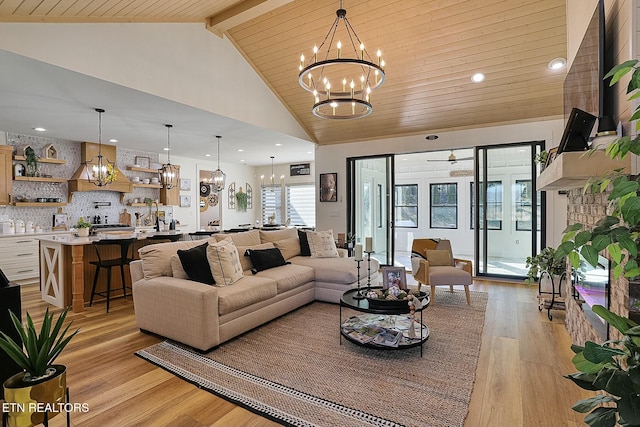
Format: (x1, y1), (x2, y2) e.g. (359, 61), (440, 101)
(1, 133), (173, 230)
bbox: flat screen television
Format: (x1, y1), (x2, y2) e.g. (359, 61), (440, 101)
(563, 0), (607, 121)
(557, 107), (597, 154)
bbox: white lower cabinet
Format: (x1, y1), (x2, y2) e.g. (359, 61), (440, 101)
(0, 234), (68, 285)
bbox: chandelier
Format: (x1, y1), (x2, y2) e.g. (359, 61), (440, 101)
(211, 135), (226, 192)
(297, 1), (386, 119)
(160, 124), (179, 189)
(85, 108), (116, 187)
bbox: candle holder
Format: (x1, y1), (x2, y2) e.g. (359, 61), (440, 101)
(365, 250), (374, 289)
(353, 259), (364, 299)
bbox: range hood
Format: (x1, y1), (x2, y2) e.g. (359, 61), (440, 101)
(68, 142), (132, 201)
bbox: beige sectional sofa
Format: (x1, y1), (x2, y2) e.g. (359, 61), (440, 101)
(130, 228), (379, 351)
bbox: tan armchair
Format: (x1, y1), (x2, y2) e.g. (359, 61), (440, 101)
(410, 238), (473, 304)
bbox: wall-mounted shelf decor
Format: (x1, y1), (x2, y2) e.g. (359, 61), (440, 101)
(246, 183), (253, 209)
(12, 156), (66, 165)
(228, 182), (235, 209)
(127, 165), (159, 174)
(132, 183), (163, 189)
(13, 202), (67, 207)
(13, 176), (67, 183)
(42, 144), (59, 159)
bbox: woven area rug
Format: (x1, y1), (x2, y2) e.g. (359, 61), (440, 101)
(136, 289), (488, 427)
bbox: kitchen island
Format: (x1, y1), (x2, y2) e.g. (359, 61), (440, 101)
(39, 231), (185, 312)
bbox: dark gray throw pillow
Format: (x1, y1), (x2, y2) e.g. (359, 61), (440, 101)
(177, 242), (215, 285)
(245, 248), (288, 273)
(298, 230), (311, 257)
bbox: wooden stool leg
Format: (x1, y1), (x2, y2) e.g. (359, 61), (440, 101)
(430, 285), (436, 304)
(464, 285), (471, 305)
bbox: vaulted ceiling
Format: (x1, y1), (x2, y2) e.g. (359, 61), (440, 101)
(0, 0), (567, 147)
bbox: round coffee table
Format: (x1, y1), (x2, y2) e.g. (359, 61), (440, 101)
(339, 287), (430, 356)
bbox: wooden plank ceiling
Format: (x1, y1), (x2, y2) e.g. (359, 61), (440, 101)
(0, 0), (567, 146)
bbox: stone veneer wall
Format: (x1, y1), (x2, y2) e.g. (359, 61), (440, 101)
(565, 188), (628, 345)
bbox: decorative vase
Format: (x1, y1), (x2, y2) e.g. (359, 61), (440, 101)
(77, 228), (89, 237)
(3, 365), (67, 427)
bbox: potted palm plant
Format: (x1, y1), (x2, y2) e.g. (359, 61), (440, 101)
(0, 307), (79, 427)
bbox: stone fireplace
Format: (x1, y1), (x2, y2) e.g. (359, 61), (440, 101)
(565, 187), (630, 344)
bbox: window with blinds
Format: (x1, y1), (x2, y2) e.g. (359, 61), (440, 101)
(261, 185), (282, 224)
(286, 184), (315, 227)
(261, 184), (315, 227)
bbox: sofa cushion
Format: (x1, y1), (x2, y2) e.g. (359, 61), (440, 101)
(139, 237), (216, 279)
(217, 276), (277, 315)
(216, 229), (261, 246)
(177, 242), (215, 285)
(289, 256), (378, 284)
(426, 249), (452, 266)
(298, 230), (311, 256)
(429, 266), (472, 286)
(170, 254), (189, 280)
(273, 237), (302, 260)
(254, 264), (315, 294)
(307, 230), (339, 258)
(245, 247), (288, 272)
(207, 237), (243, 286)
(236, 242), (275, 272)
(259, 228), (298, 243)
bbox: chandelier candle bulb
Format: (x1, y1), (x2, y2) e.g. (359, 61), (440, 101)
(354, 244), (363, 261)
(350, 80), (355, 98)
(342, 78), (346, 92)
(360, 43), (365, 60)
(337, 41), (341, 59)
(377, 50), (381, 65)
(313, 45), (318, 62)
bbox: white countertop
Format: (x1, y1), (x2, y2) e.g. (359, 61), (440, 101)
(37, 230), (186, 246)
(0, 230), (72, 239)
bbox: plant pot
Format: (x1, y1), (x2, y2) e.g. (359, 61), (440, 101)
(77, 228), (89, 237)
(3, 365), (67, 427)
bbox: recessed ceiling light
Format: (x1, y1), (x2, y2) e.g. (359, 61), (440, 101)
(109, 139), (118, 143)
(237, 149), (244, 152)
(32, 127), (46, 132)
(471, 73), (485, 83)
(548, 57), (567, 70)
(402, 158), (408, 161)
(205, 154), (211, 157)
(425, 135), (439, 140)
(163, 147), (170, 151)
(240, 159), (245, 162)
(307, 151), (313, 154)
(275, 143), (282, 146)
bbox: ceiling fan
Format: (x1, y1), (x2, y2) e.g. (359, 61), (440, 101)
(427, 150), (473, 163)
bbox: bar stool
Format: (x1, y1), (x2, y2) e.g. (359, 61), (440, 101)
(146, 233), (182, 243)
(89, 237), (136, 313)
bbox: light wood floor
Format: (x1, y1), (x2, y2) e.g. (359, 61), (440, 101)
(4, 281), (592, 427)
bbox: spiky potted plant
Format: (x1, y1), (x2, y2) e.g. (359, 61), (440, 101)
(0, 307), (79, 427)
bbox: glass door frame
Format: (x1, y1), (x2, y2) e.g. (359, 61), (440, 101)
(473, 141), (546, 279)
(347, 154), (394, 266)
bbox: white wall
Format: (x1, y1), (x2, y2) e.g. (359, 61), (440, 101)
(0, 23), (309, 141)
(168, 155), (259, 231)
(315, 119), (567, 250)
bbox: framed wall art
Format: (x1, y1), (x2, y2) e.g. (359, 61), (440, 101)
(180, 195), (191, 207)
(319, 173), (337, 202)
(134, 156), (151, 169)
(180, 178), (191, 191)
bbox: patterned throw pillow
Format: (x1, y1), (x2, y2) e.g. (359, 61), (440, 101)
(206, 237), (243, 286)
(306, 230), (339, 258)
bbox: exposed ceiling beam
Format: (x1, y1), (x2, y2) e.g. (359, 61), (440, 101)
(206, 0), (294, 37)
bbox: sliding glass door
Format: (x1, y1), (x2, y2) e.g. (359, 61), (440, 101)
(474, 142), (545, 278)
(347, 155), (394, 266)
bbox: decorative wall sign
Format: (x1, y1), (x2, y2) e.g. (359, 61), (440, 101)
(228, 182), (236, 209)
(246, 183), (253, 209)
(180, 178), (191, 191)
(43, 144), (59, 159)
(290, 163), (311, 176)
(134, 156), (151, 169)
(180, 195), (191, 207)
